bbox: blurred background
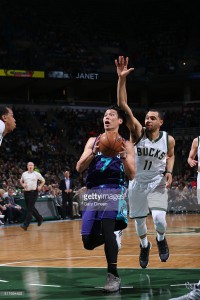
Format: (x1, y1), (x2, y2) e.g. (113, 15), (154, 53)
(0, 0), (199, 217)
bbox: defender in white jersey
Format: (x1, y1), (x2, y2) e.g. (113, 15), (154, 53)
(0, 106), (16, 146)
(115, 56), (175, 268)
(188, 136), (200, 204)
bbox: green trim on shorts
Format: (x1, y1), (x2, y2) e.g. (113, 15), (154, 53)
(129, 215), (148, 219)
(150, 207), (167, 212)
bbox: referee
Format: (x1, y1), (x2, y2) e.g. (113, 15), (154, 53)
(20, 162), (45, 231)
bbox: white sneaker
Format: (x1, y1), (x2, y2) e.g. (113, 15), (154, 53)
(104, 273), (121, 293)
(114, 230), (123, 250)
(169, 289), (200, 299)
(0, 220), (4, 225)
(169, 281), (200, 300)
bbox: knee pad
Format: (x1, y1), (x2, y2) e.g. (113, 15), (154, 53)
(135, 218), (147, 236)
(152, 210), (166, 233)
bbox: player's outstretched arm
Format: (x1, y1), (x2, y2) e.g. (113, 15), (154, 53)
(115, 56), (143, 142)
(188, 137), (198, 167)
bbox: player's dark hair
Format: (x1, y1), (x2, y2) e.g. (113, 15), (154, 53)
(107, 105), (126, 124)
(147, 108), (164, 120)
(0, 106), (11, 120)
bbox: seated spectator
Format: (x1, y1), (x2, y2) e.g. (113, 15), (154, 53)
(0, 189), (6, 225)
(51, 187), (63, 218)
(3, 187), (26, 223)
(72, 198), (81, 218)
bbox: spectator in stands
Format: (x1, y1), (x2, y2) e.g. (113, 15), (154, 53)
(59, 170), (76, 220)
(3, 187), (25, 223)
(0, 189), (7, 225)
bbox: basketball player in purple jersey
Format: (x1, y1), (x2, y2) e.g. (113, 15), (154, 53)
(76, 105), (135, 293)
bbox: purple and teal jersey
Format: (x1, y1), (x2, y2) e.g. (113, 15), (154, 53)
(86, 152), (125, 188)
(81, 151), (128, 235)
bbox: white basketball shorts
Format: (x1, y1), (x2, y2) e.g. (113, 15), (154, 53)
(128, 177), (168, 218)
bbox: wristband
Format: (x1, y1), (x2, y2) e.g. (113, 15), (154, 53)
(120, 151), (127, 160)
(121, 156), (126, 160)
(166, 170), (172, 174)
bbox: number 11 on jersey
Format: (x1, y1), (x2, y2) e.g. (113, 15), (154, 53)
(144, 160), (152, 170)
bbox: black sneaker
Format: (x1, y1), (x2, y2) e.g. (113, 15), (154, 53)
(139, 241), (152, 268)
(156, 237), (169, 262)
(38, 217), (43, 226)
(20, 224), (28, 231)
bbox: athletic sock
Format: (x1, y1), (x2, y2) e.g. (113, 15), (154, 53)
(140, 236), (148, 248)
(107, 264), (119, 278)
(157, 232), (165, 242)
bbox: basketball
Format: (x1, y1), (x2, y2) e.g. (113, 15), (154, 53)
(99, 131), (123, 157)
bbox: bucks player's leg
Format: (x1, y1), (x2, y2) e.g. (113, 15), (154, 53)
(128, 180), (152, 268)
(148, 179), (169, 262)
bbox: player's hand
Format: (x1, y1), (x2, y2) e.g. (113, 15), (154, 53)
(92, 135), (100, 155)
(188, 158), (198, 168)
(165, 172), (172, 188)
(115, 56), (134, 78)
(119, 139), (128, 159)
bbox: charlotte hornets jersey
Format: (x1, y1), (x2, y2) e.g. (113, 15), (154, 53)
(134, 130), (168, 183)
(86, 152), (125, 188)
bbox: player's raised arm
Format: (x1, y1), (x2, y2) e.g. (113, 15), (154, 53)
(188, 137), (198, 167)
(115, 56), (143, 142)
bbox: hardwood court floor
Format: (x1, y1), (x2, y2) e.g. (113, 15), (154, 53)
(0, 214), (199, 299)
(1, 214), (199, 268)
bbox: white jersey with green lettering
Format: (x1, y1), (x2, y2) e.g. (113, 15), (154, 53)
(134, 129), (168, 184)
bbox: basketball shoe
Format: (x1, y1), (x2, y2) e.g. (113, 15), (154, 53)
(139, 241), (152, 268)
(104, 273), (121, 293)
(169, 281), (200, 299)
(156, 237), (169, 262)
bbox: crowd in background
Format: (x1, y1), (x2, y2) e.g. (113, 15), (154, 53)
(0, 0), (199, 75)
(1, 0), (200, 213)
(0, 104), (199, 224)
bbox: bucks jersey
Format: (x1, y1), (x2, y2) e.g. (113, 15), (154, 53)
(134, 130), (168, 184)
(86, 152), (125, 188)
